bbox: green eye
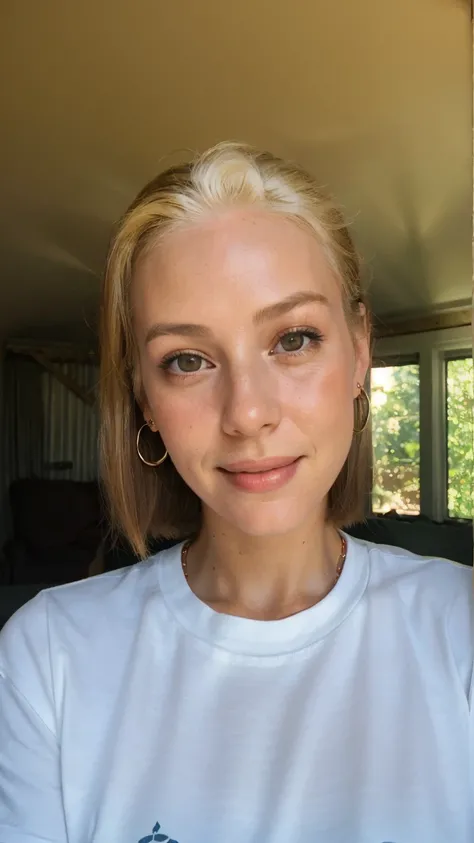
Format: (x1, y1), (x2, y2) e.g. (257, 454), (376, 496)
(279, 332), (305, 352)
(160, 352), (208, 375)
(273, 329), (323, 356)
(176, 354), (202, 372)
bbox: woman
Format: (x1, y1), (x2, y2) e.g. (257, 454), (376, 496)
(0, 142), (472, 843)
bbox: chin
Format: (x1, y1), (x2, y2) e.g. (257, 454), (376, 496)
(218, 498), (316, 538)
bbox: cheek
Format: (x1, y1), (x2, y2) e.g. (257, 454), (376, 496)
(287, 353), (355, 428)
(142, 378), (215, 465)
(152, 398), (198, 443)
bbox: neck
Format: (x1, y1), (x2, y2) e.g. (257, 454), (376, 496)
(186, 511), (343, 620)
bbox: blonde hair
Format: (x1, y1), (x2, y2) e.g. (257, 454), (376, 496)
(100, 142), (372, 558)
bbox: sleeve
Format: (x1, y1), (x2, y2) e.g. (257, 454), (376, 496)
(470, 668), (474, 778)
(446, 569), (474, 800)
(0, 595), (68, 843)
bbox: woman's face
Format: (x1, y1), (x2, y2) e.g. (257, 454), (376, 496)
(132, 208), (369, 536)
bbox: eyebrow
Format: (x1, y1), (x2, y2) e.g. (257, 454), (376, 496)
(144, 291), (329, 344)
(254, 291), (329, 325)
(145, 322), (213, 344)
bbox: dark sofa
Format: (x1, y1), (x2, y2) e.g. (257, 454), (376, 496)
(0, 515), (471, 630)
(1, 478), (103, 585)
(346, 515), (472, 567)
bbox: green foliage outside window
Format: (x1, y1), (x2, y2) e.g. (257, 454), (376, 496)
(371, 364), (420, 515)
(371, 357), (473, 520)
(446, 357), (473, 520)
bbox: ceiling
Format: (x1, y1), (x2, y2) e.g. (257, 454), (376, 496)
(0, 0), (471, 342)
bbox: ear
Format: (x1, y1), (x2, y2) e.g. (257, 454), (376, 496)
(141, 405), (154, 428)
(353, 303), (371, 396)
(134, 392), (154, 429)
(133, 370), (154, 428)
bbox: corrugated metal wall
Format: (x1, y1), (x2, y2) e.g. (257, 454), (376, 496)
(41, 363), (99, 482)
(0, 356), (100, 550)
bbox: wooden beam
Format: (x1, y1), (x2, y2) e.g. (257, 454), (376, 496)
(374, 309), (472, 339)
(5, 338), (98, 364)
(28, 350), (96, 407)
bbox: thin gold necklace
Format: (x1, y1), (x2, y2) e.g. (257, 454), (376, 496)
(181, 534), (347, 589)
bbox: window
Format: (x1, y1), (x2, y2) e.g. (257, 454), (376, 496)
(446, 356), (473, 519)
(372, 326), (472, 523)
(371, 362), (420, 515)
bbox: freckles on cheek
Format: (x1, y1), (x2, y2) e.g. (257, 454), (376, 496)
(149, 394), (208, 457)
(291, 363), (352, 416)
(150, 399), (188, 441)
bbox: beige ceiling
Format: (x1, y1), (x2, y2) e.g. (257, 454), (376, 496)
(0, 0), (471, 341)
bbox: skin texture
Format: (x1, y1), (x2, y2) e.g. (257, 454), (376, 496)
(131, 208), (369, 619)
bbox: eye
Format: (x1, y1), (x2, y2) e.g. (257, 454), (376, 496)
(160, 352), (213, 375)
(272, 329), (323, 355)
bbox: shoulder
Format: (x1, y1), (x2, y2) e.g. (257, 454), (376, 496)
(0, 545), (181, 696)
(355, 536), (472, 597)
(350, 536), (473, 699)
(352, 535), (472, 614)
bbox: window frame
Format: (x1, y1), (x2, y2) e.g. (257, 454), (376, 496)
(372, 325), (472, 522)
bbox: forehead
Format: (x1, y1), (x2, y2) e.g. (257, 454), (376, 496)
(132, 208), (340, 319)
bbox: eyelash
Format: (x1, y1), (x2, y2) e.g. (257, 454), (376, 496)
(159, 327), (324, 377)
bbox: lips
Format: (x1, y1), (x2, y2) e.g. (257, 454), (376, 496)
(220, 457), (300, 474)
(217, 456), (302, 493)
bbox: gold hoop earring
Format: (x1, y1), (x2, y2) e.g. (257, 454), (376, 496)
(353, 383), (371, 434)
(136, 423), (168, 467)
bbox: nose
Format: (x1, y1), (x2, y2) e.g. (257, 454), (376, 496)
(221, 362), (281, 438)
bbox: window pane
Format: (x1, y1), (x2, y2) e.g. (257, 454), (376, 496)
(446, 357), (473, 519)
(371, 364), (420, 515)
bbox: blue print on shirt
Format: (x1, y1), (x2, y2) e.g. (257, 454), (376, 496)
(137, 821), (395, 843)
(138, 821), (179, 843)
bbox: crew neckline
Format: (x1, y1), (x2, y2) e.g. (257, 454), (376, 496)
(157, 533), (370, 657)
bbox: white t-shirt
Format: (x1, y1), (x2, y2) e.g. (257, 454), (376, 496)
(0, 535), (472, 843)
